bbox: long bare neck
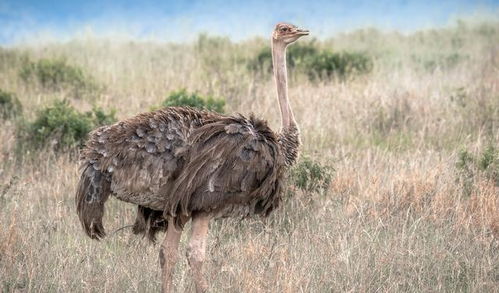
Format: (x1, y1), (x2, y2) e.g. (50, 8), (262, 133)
(272, 40), (296, 129)
(272, 39), (300, 167)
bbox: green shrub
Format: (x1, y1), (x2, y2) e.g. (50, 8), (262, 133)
(19, 58), (99, 98)
(306, 51), (373, 79)
(0, 89), (22, 119)
(91, 106), (118, 126)
(161, 89), (225, 113)
(290, 156), (334, 193)
(456, 149), (476, 197)
(18, 100), (116, 151)
(248, 48), (272, 73)
(249, 43), (372, 79)
(478, 146), (498, 175)
(456, 146), (498, 196)
(249, 43), (319, 73)
(287, 43), (320, 68)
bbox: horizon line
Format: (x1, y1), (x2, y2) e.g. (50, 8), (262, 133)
(2, 14), (499, 48)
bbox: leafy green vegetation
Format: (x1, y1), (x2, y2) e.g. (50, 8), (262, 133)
(306, 50), (373, 79)
(0, 89), (22, 120)
(290, 156), (334, 193)
(161, 89), (225, 113)
(19, 58), (99, 98)
(17, 100), (116, 151)
(250, 42), (372, 79)
(249, 43), (319, 73)
(456, 146), (498, 196)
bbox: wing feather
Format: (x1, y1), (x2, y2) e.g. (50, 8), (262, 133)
(80, 107), (211, 210)
(166, 115), (283, 219)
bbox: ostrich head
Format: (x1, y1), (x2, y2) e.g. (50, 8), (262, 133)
(272, 22), (309, 45)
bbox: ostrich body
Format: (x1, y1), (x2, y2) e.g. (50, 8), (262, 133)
(76, 23), (308, 292)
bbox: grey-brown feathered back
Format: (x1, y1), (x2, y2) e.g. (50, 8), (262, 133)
(76, 107), (295, 239)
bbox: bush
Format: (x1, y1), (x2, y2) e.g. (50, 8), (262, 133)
(161, 89), (225, 113)
(287, 43), (320, 68)
(18, 100), (116, 151)
(456, 146), (498, 196)
(249, 43), (372, 79)
(249, 43), (319, 73)
(248, 48), (272, 73)
(290, 156), (334, 193)
(0, 89), (22, 119)
(19, 58), (99, 98)
(306, 51), (373, 79)
(92, 106), (118, 126)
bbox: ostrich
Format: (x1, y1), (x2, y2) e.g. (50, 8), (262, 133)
(76, 22), (309, 292)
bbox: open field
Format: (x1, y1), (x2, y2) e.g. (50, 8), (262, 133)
(1, 20), (498, 292)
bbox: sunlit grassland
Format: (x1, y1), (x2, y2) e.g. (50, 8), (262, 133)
(1, 20), (498, 292)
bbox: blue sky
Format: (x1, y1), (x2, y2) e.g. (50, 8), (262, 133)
(0, 0), (498, 44)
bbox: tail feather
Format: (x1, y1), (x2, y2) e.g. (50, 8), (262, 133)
(76, 164), (111, 239)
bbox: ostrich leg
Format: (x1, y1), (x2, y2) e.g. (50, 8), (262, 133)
(187, 213), (211, 293)
(160, 218), (183, 293)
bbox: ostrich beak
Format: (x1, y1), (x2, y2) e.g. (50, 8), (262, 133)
(296, 28), (310, 36)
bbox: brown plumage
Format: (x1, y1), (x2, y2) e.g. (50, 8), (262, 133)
(75, 22), (308, 293)
(76, 107), (288, 239)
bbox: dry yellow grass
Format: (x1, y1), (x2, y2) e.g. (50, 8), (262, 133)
(1, 21), (498, 292)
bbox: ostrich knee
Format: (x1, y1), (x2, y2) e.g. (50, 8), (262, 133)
(188, 214), (210, 293)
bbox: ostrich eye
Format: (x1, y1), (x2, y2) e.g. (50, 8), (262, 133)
(281, 27), (288, 33)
